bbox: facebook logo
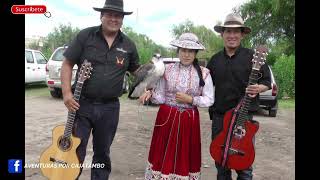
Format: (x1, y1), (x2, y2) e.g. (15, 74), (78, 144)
(8, 159), (23, 173)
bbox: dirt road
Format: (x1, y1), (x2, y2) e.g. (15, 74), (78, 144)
(25, 94), (295, 180)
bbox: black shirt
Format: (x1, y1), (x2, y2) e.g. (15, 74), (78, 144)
(64, 25), (140, 99)
(206, 46), (271, 114)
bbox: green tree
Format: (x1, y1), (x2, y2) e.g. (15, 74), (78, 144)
(122, 27), (170, 64)
(273, 54), (295, 99)
(235, 0), (295, 55)
(267, 38), (294, 66)
(41, 23), (80, 59)
(27, 41), (40, 51)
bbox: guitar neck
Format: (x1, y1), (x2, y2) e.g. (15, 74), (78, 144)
(63, 81), (84, 138)
(237, 69), (260, 124)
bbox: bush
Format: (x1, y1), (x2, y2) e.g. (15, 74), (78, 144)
(273, 54), (295, 99)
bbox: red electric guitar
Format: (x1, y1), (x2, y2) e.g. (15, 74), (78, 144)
(210, 45), (268, 170)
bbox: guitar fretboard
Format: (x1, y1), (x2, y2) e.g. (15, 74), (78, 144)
(236, 69), (260, 126)
(63, 81), (84, 138)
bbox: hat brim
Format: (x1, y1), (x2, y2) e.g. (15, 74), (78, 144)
(93, 7), (133, 15)
(170, 40), (205, 50)
(214, 25), (251, 34)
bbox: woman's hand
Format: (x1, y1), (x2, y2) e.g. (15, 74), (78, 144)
(175, 92), (193, 104)
(139, 89), (152, 104)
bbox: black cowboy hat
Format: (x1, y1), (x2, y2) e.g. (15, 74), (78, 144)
(93, 0), (132, 15)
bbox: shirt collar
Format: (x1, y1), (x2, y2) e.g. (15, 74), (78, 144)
(223, 44), (243, 58)
(95, 25), (124, 42)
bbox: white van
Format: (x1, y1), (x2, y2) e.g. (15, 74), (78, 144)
(45, 46), (78, 98)
(25, 49), (48, 84)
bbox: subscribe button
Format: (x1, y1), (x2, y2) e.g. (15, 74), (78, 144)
(11, 5), (47, 14)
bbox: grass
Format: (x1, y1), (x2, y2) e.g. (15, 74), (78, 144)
(25, 83), (50, 97)
(278, 98), (295, 109)
(25, 84), (131, 100)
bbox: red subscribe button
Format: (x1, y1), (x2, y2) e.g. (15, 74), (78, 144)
(11, 5), (47, 14)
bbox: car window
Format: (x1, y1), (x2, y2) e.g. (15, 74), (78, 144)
(34, 52), (47, 64)
(25, 50), (34, 63)
(51, 49), (66, 61)
(162, 58), (180, 64)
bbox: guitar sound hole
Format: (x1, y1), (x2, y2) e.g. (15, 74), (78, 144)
(233, 126), (246, 139)
(58, 137), (71, 151)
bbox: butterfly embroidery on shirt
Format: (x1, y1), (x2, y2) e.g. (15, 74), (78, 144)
(116, 56), (124, 67)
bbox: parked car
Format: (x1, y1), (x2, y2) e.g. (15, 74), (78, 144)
(162, 57), (180, 64)
(46, 46), (131, 98)
(162, 57), (207, 66)
(259, 65), (278, 117)
(122, 72), (131, 93)
(45, 46), (76, 98)
(25, 49), (48, 84)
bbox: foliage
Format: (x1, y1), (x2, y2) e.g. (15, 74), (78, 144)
(27, 41), (41, 51)
(233, 0), (295, 100)
(266, 38), (293, 66)
(41, 23), (80, 59)
(279, 99), (295, 109)
(235, 0), (294, 55)
(273, 54), (295, 99)
(171, 20), (224, 60)
(122, 27), (170, 64)
(25, 84), (49, 97)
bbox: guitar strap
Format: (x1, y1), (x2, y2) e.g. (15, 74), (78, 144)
(221, 98), (244, 168)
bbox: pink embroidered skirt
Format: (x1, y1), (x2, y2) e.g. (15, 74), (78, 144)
(145, 104), (201, 180)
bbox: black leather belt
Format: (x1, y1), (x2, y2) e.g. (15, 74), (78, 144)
(80, 95), (119, 104)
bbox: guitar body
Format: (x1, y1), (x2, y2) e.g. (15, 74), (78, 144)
(210, 109), (259, 170)
(39, 125), (81, 180)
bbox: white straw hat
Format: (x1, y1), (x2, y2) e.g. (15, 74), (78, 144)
(170, 33), (205, 50)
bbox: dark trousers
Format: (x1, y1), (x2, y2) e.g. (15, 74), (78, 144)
(73, 98), (120, 180)
(211, 112), (253, 180)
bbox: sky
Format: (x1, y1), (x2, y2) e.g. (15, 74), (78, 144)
(25, 0), (249, 47)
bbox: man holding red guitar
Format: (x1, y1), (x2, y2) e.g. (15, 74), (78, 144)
(206, 13), (271, 180)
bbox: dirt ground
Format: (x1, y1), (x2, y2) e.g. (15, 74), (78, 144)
(25, 94), (295, 180)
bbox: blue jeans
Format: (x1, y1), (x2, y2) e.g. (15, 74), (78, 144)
(73, 98), (120, 180)
(211, 112), (254, 180)
(215, 162), (253, 180)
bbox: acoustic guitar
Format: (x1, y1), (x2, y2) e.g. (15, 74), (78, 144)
(39, 60), (92, 180)
(210, 46), (268, 170)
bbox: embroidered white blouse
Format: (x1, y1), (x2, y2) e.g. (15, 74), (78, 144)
(150, 62), (215, 108)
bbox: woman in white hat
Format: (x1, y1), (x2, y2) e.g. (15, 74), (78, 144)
(140, 33), (215, 180)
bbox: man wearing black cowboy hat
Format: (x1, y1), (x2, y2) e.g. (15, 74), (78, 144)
(206, 13), (271, 180)
(61, 0), (140, 179)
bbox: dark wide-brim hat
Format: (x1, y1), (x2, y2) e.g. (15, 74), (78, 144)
(93, 0), (132, 15)
(214, 13), (251, 34)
